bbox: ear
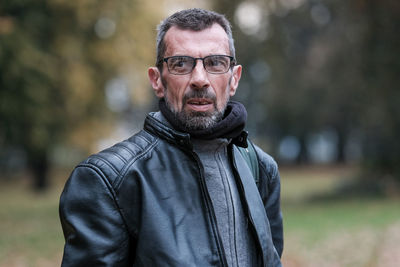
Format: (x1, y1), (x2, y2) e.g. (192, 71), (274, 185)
(148, 67), (165, 98)
(229, 65), (242, 97)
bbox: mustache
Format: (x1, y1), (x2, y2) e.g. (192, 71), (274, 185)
(182, 89), (217, 103)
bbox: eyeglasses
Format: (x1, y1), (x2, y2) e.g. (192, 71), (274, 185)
(162, 55), (235, 75)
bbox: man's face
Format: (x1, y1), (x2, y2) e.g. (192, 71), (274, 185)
(149, 24), (242, 130)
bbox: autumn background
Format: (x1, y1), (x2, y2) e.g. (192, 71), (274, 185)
(0, 0), (399, 266)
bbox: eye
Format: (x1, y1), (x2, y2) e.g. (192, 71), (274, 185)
(169, 57), (189, 68)
(205, 56), (230, 72)
(208, 57), (223, 66)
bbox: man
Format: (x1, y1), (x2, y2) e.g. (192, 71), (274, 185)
(60, 8), (283, 266)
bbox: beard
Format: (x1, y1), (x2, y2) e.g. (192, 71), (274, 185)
(162, 79), (230, 131)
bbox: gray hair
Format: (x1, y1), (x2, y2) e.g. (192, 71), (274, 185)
(155, 8), (236, 69)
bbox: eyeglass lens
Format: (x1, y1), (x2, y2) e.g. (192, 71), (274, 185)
(166, 55), (231, 74)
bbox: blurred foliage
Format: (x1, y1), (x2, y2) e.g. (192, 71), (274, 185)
(0, 0), (399, 191)
(0, 0), (162, 189)
(212, 0), (400, 186)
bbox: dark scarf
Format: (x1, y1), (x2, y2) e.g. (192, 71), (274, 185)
(159, 98), (247, 140)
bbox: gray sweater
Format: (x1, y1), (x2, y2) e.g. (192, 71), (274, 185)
(192, 139), (257, 267)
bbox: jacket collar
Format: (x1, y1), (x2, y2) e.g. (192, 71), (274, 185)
(144, 112), (193, 149)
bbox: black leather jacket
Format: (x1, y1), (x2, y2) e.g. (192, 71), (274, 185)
(59, 113), (283, 266)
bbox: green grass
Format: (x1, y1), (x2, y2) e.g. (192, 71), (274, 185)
(280, 165), (400, 266)
(0, 175), (65, 267)
(283, 199), (399, 243)
(0, 166), (399, 266)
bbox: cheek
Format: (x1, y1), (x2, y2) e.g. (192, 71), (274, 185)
(212, 77), (231, 105)
(164, 77), (188, 108)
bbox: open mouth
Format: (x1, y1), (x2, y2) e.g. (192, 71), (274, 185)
(187, 98), (213, 105)
(186, 98), (214, 112)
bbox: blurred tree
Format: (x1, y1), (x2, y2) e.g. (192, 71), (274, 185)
(213, 0), (399, 187)
(359, 0), (400, 183)
(0, 0), (160, 190)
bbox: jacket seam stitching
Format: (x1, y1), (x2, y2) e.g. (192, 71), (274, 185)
(107, 150), (128, 164)
(128, 141), (144, 152)
(117, 143), (136, 157)
(76, 163), (133, 237)
(87, 156), (119, 176)
(135, 133), (152, 145)
(114, 138), (160, 191)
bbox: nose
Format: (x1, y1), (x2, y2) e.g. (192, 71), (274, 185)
(190, 59), (210, 89)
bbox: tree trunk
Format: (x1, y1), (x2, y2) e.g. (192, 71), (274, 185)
(28, 151), (48, 191)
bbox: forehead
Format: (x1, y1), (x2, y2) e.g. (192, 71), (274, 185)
(164, 24), (230, 57)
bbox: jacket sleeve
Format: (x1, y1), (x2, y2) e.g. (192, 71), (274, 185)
(255, 146), (284, 258)
(59, 164), (132, 266)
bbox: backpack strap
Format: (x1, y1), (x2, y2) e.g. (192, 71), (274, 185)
(237, 138), (260, 185)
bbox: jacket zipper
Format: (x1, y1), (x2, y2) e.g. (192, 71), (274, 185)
(189, 151), (229, 267)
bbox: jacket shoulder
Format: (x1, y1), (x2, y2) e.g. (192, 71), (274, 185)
(79, 130), (158, 187)
(253, 145), (279, 183)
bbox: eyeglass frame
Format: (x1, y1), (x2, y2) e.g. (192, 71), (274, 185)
(161, 55), (236, 75)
